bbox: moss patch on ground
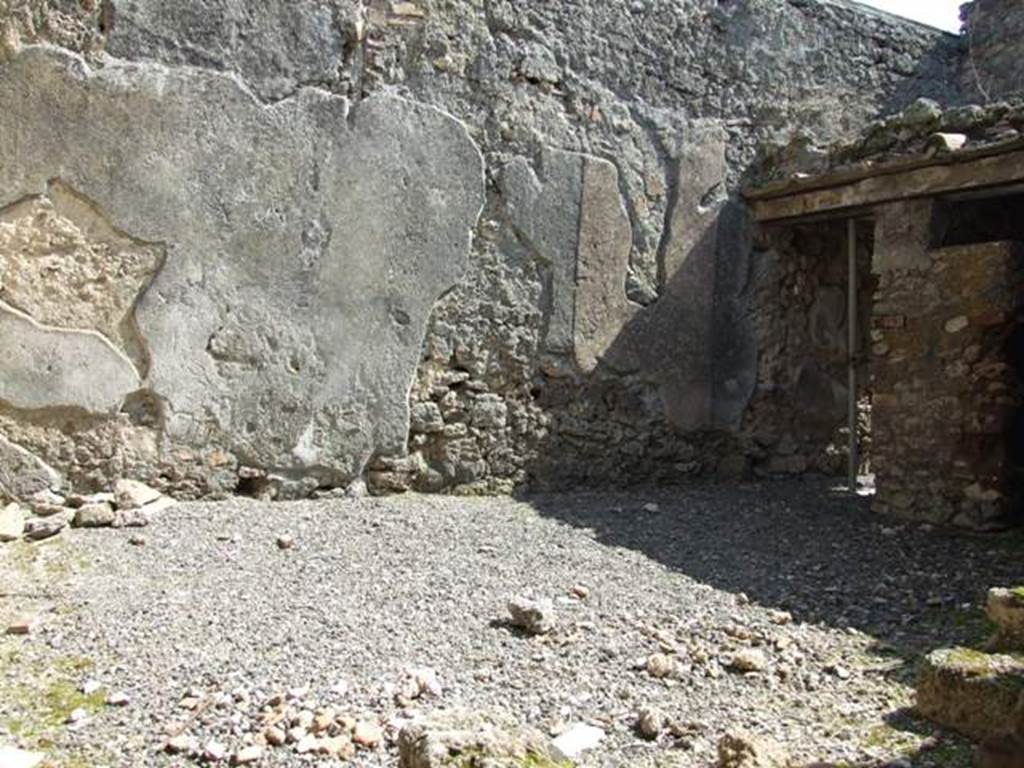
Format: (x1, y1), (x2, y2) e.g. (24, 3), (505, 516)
(1, 536), (90, 583)
(0, 642), (106, 766)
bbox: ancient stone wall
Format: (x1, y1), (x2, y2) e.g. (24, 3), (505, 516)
(740, 220), (873, 480)
(962, 0), (1024, 102)
(870, 200), (1024, 529)
(0, 0), (964, 500)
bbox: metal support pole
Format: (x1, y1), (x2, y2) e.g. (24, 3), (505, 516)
(847, 218), (858, 493)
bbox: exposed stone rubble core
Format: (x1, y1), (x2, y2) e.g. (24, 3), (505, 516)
(0, 180), (164, 370)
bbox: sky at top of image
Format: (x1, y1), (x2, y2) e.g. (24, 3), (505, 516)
(855, 0), (963, 32)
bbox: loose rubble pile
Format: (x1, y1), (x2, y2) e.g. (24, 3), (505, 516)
(160, 683), (389, 764)
(0, 478), (174, 544)
(764, 97), (1024, 182)
(916, 586), (1024, 765)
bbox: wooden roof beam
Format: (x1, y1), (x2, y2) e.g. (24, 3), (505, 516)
(744, 139), (1024, 223)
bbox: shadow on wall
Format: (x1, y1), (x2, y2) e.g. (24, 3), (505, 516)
(508, 129), (759, 492)
(517, 192), (868, 492)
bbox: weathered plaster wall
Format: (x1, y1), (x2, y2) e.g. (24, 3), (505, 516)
(0, 0), (964, 499)
(962, 0), (1024, 102)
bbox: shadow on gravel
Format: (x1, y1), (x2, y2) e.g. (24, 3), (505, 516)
(880, 708), (977, 768)
(520, 479), (1019, 663)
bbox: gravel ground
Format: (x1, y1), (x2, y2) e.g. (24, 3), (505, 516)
(1, 479), (1019, 767)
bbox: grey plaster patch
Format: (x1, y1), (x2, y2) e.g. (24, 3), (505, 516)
(501, 148), (637, 375)
(0, 432), (63, 498)
(636, 122), (728, 431)
(501, 149), (584, 366)
(0, 46), (484, 484)
(0, 299), (141, 413)
(874, 199), (937, 273)
(575, 155), (641, 374)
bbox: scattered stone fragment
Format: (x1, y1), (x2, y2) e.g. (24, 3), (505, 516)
(0, 746), (45, 768)
(987, 587), (1024, 651)
(23, 516), (66, 541)
(165, 735), (197, 755)
(717, 729), (792, 768)
(203, 740), (228, 762)
(6, 615), (38, 635)
(551, 723), (606, 760)
(112, 508), (151, 528)
(66, 492), (115, 509)
(827, 663), (851, 680)
(312, 709), (335, 733)
(570, 584), (590, 600)
(81, 680), (104, 695)
(642, 502), (660, 513)
(232, 745), (263, 765)
(73, 502), (116, 528)
(392, 1), (426, 18)
(924, 132), (968, 156)
(728, 649), (769, 674)
(353, 720), (384, 748)
(264, 726), (286, 746)
(636, 707), (666, 740)
(0, 502), (26, 542)
(411, 667), (443, 698)
(65, 707), (88, 724)
(295, 735), (319, 754)
(129, 534), (147, 546)
(917, 647), (1024, 740)
(276, 534), (295, 550)
(319, 736), (355, 758)
(28, 490), (66, 517)
(768, 610), (793, 626)
(646, 653), (677, 679)
(106, 690), (130, 706)
(507, 596), (556, 635)
(114, 478), (163, 510)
